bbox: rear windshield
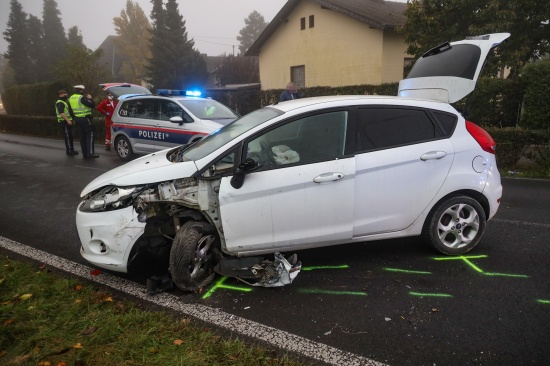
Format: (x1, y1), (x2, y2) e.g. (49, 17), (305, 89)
(106, 85), (152, 98)
(178, 99), (238, 120)
(406, 44), (481, 80)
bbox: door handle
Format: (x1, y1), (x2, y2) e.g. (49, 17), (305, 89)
(313, 172), (344, 183)
(420, 151), (447, 161)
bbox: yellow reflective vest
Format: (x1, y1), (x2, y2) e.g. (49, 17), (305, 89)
(55, 99), (71, 122)
(69, 94), (91, 117)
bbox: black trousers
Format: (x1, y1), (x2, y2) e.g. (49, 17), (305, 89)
(59, 120), (75, 153)
(75, 117), (95, 157)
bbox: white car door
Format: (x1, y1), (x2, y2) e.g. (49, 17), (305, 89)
(352, 106), (455, 237)
(218, 110), (355, 255)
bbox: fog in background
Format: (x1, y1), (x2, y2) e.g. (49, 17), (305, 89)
(0, 0), (288, 56)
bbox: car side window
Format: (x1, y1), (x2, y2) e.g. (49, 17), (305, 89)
(355, 108), (437, 152)
(159, 100), (183, 121)
(432, 111), (457, 136)
(122, 99), (157, 119)
(245, 111), (348, 168)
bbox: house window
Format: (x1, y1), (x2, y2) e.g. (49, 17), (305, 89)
(300, 17), (305, 30)
(309, 15), (314, 28)
(291, 65), (305, 88)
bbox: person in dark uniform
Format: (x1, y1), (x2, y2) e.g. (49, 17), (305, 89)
(55, 89), (78, 156)
(69, 85), (98, 158)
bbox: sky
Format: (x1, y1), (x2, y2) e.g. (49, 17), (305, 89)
(0, 0), (289, 56)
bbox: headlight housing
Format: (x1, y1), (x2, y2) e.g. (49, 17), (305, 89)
(80, 186), (143, 212)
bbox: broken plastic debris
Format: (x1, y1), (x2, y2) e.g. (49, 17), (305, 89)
(238, 253), (301, 287)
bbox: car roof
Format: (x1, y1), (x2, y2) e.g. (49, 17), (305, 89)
(118, 94), (213, 101)
(269, 95), (450, 113)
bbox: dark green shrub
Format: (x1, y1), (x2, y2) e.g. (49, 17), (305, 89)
(486, 127), (548, 168)
(520, 59), (550, 130)
(458, 78), (525, 128)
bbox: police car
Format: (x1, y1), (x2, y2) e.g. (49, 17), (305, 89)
(111, 89), (239, 161)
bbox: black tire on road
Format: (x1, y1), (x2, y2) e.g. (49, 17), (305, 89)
(169, 220), (217, 291)
(115, 135), (133, 161)
(422, 195), (486, 255)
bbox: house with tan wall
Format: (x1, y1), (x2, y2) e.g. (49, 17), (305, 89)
(245, 0), (410, 90)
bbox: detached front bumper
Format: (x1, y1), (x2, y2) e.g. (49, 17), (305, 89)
(76, 202), (145, 272)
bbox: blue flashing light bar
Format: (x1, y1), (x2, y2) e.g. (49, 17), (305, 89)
(156, 89), (202, 97)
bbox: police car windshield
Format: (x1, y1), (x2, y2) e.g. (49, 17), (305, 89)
(178, 99), (238, 120)
(180, 107), (283, 161)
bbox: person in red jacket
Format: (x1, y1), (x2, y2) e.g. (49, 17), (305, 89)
(96, 93), (118, 150)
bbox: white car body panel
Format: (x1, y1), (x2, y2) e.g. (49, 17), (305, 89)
(77, 204), (144, 272)
(80, 150), (198, 196)
(219, 159), (355, 255)
(353, 139), (454, 236)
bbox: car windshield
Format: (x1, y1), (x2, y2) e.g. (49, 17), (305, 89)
(106, 85), (152, 98)
(178, 99), (239, 120)
(178, 107), (283, 162)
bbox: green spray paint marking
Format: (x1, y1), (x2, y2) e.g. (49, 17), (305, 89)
(484, 272), (529, 278)
(298, 288), (367, 296)
(409, 291), (453, 298)
(384, 267), (432, 275)
(537, 299), (550, 304)
(202, 276), (252, 299)
(301, 265), (350, 271)
(432, 254), (528, 277)
(433, 255), (486, 272)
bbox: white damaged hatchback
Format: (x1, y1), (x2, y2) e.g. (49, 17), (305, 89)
(76, 33), (509, 291)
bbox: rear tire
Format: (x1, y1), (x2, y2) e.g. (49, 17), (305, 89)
(169, 221), (217, 291)
(115, 136), (133, 161)
(422, 196), (486, 255)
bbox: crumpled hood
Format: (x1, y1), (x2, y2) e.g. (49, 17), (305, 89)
(80, 151), (198, 196)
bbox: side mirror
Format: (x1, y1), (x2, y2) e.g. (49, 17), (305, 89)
(169, 116), (184, 125)
(230, 158), (261, 189)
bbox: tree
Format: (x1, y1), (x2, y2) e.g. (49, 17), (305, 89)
(237, 11), (267, 55)
(3, 0), (34, 84)
(26, 14), (43, 83)
(67, 26), (87, 50)
(113, 0), (151, 84)
(40, 0), (67, 81)
(52, 46), (108, 95)
(145, 0), (207, 89)
(216, 55), (259, 86)
(399, 0), (550, 78)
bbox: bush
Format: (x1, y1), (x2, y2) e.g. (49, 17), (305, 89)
(1, 82), (67, 116)
(486, 127), (549, 168)
(458, 78), (525, 128)
(519, 59), (550, 130)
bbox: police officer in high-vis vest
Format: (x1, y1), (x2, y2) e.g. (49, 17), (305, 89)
(69, 85), (98, 158)
(55, 89), (78, 155)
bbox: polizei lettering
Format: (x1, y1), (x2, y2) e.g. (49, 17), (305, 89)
(139, 130), (166, 140)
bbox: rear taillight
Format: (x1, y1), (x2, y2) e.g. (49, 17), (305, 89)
(466, 121), (496, 154)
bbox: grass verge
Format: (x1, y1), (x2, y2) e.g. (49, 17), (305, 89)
(0, 255), (309, 366)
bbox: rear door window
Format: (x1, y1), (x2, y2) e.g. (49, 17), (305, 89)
(118, 99), (158, 119)
(355, 107), (441, 152)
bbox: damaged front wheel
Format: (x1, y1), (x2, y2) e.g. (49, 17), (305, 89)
(169, 220), (217, 291)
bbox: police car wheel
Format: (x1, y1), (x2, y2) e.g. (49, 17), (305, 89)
(169, 220), (217, 292)
(115, 136), (133, 161)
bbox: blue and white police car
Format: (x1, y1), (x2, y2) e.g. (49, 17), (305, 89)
(111, 89), (239, 161)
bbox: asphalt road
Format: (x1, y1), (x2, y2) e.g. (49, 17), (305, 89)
(1, 133), (549, 365)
